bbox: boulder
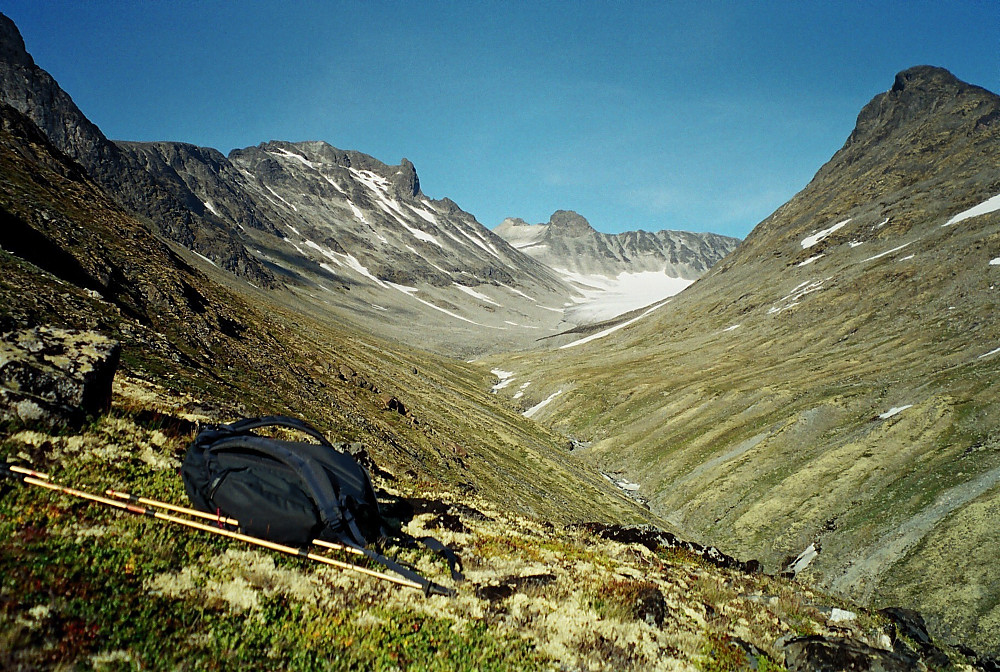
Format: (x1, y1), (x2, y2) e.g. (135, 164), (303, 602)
(0, 326), (120, 428)
(379, 393), (406, 415)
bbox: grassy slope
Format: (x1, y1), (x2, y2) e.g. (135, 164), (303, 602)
(486, 71), (1000, 653)
(6, 396), (981, 671)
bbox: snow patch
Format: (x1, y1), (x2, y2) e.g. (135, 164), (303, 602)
(491, 369), (515, 392)
(268, 147), (316, 168)
(797, 254), (824, 267)
(454, 284), (501, 306)
(861, 243), (911, 263)
(320, 173), (345, 193)
(523, 389), (563, 418)
(349, 168), (390, 193)
(601, 473), (640, 492)
(555, 268), (694, 324)
(879, 405), (913, 420)
(453, 224), (501, 258)
(943, 193), (1000, 227)
(560, 300), (671, 349)
(387, 282), (419, 295)
(769, 278), (830, 315)
(340, 252), (384, 286)
(192, 251), (217, 267)
(412, 207), (439, 225)
(990, 257), (1000, 266)
(801, 219), (850, 249)
(722, 324), (740, 332)
(398, 217), (443, 247)
(264, 185), (297, 212)
(786, 543), (819, 575)
(387, 282), (498, 328)
(202, 200), (221, 217)
(503, 286), (537, 302)
(346, 201), (368, 224)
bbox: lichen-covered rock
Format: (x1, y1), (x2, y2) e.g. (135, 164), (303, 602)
(0, 326), (120, 428)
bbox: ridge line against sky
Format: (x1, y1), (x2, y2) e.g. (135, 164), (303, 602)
(3, 1), (997, 238)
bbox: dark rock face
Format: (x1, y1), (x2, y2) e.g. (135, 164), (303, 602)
(0, 13), (273, 286)
(782, 635), (921, 672)
(577, 522), (761, 574)
(0, 327), (120, 428)
(548, 209), (594, 233)
(630, 583), (666, 628)
(475, 573), (557, 602)
(391, 158), (420, 198)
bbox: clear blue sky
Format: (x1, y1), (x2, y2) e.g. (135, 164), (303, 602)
(3, 1), (997, 238)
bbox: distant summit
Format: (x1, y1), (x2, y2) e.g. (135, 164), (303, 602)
(495, 211), (739, 323)
(495, 210), (739, 279)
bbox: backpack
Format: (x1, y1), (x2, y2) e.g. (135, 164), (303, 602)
(181, 415), (380, 547)
(180, 415), (459, 595)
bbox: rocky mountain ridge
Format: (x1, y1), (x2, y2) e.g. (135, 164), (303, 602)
(0, 14), (739, 357)
(488, 65), (1000, 654)
(496, 210), (741, 323)
(496, 210), (738, 280)
(113, 137), (583, 356)
(0, 14), (271, 287)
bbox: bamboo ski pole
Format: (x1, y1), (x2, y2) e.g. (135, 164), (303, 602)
(310, 539), (364, 556)
(8, 465), (50, 480)
(14, 473), (426, 592)
(103, 489), (364, 557)
(105, 488), (240, 527)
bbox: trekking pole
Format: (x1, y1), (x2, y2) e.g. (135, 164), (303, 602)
(4, 467), (430, 593)
(7, 465), (50, 480)
(105, 489), (240, 527)
(103, 489), (365, 557)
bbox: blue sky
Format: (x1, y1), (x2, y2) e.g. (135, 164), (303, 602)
(3, 2), (997, 238)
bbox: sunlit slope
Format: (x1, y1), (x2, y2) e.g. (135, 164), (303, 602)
(489, 66), (1000, 651)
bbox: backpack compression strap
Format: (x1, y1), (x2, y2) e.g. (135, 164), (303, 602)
(204, 436), (367, 547)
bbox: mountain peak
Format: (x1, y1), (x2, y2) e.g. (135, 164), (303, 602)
(548, 210), (594, 233)
(890, 65), (964, 95)
(0, 13), (33, 69)
(392, 157), (419, 198)
(815, 64), (1000, 181)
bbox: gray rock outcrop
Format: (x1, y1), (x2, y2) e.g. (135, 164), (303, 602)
(0, 327), (120, 428)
